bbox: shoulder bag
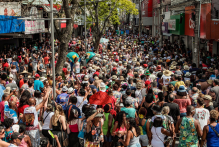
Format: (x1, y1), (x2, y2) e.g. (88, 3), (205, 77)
(209, 124), (219, 137)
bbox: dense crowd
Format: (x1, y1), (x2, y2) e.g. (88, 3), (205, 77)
(0, 34), (219, 147)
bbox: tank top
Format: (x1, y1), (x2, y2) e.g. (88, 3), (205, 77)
(52, 116), (62, 131)
(207, 123), (219, 147)
(129, 130), (140, 146)
(19, 136), (28, 147)
(151, 127), (166, 147)
(102, 112), (110, 135)
(69, 119), (79, 132)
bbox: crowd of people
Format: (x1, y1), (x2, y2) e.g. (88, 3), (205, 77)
(0, 33), (219, 147)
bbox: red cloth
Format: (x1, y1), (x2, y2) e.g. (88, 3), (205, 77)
(63, 68), (67, 75)
(19, 79), (24, 88)
(18, 56), (22, 63)
(2, 63), (9, 69)
(44, 57), (50, 65)
(93, 71), (100, 76)
(18, 105), (29, 115)
(89, 91), (112, 105)
(0, 101), (5, 122)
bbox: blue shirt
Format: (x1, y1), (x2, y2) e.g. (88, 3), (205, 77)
(34, 80), (44, 91)
(65, 104), (82, 120)
(56, 93), (69, 111)
(0, 84), (5, 102)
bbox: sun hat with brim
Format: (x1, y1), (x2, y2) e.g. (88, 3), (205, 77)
(171, 61), (177, 66)
(4, 87), (11, 95)
(112, 75), (117, 80)
(184, 65), (190, 70)
(178, 85), (186, 92)
(203, 95), (212, 100)
(92, 110), (104, 118)
(184, 72), (191, 77)
(145, 70), (151, 76)
(169, 65), (176, 70)
(40, 77), (47, 82)
(163, 70), (172, 76)
(207, 79), (213, 85)
(19, 70), (31, 75)
(120, 76), (125, 81)
(151, 105), (162, 113)
(136, 82), (142, 89)
(207, 68), (214, 73)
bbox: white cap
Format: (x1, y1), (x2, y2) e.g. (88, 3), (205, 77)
(9, 74), (13, 79)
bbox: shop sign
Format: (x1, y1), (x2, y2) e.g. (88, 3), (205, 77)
(168, 19), (176, 30)
(185, 6), (195, 37)
(25, 7), (45, 34)
(162, 22), (169, 33)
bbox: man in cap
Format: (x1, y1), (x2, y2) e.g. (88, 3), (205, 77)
(34, 74), (44, 92)
(56, 86), (69, 111)
(6, 74), (19, 90)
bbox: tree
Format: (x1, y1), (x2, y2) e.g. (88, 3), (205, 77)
(86, 0), (138, 50)
(53, 0), (79, 74)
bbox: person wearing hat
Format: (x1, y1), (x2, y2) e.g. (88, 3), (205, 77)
(100, 82), (106, 92)
(10, 132), (25, 146)
(183, 65), (190, 74)
(161, 70), (172, 86)
(120, 97), (137, 118)
(34, 74), (44, 92)
(203, 95), (214, 111)
(6, 74), (19, 90)
(56, 86), (69, 111)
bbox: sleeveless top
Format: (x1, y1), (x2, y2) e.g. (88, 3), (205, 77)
(52, 116), (62, 131)
(207, 123), (219, 147)
(151, 127), (165, 147)
(138, 118), (147, 135)
(129, 130), (140, 146)
(178, 117), (198, 147)
(102, 112), (109, 135)
(69, 119), (79, 132)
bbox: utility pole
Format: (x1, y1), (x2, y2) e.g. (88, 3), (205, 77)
(193, 1), (201, 66)
(84, 0), (87, 52)
(159, 1), (163, 47)
(139, 0), (142, 37)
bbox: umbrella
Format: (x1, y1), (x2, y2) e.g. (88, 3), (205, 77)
(67, 52), (79, 63)
(100, 38), (109, 43)
(113, 52), (118, 55)
(89, 91), (112, 105)
(86, 52), (96, 63)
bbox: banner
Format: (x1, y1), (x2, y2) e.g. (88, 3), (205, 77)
(168, 19), (176, 30)
(25, 20), (45, 34)
(0, 2), (21, 16)
(185, 6), (195, 37)
(162, 22), (168, 33)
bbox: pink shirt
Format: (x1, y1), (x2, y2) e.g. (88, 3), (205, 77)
(173, 99), (191, 113)
(0, 101), (5, 122)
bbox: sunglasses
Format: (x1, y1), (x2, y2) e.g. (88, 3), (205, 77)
(0, 131), (5, 135)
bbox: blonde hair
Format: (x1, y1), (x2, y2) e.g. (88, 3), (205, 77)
(210, 110), (218, 120)
(162, 106), (170, 115)
(52, 105), (65, 126)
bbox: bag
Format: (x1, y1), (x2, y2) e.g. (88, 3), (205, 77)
(78, 121), (85, 147)
(43, 112), (50, 124)
(155, 128), (172, 147)
(209, 124), (219, 137)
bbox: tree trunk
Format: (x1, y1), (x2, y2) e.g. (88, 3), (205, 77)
(94, 34), (101, 51)
(55, 41), (68, 74)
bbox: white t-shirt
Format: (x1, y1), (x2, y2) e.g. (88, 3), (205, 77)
(76, 96), (88, 114)
(135, 90), (143, 103)
(193, 108), (210, 130)
(162, 75), (171, 86)
(23, 106), (38, 127)
(75, 62), (80, 74)
(42, 111), (54, 130)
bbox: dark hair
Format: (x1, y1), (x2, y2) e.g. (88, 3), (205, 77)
(4, 118), (13, 129)
(79, 89), (86, 96)
(177, 91), (187, 96)
(128, 118), (141, 136)
(153, 117), (163, 127)
(19, 124), (26, 133)
(23, 78), (28, 83)
(82, 104), (89, 114)
(40, 137), (49, 147)
(21, 90), (31, 99)
(157, 72), (163, 78)
(197, 97), (205, 106)
(28, 80), (34, 87)
(214, 79), (219, 85)
(146, 93), (154, 103)
(116, 111), (126, 129)
(158, 92), (164, 101)
(34, 90), (41, 98)
(126, 89), (132, 96)
(139, 107), (147, 116)
(113, 84), (119, 90)
(19, 96), (28, 108)
(1, 74), (7, 80)
(69, 96), (77, 104)
(68, 109), (79, 122)
(104, 104), (110, 113)
(84, 107), (95, 119)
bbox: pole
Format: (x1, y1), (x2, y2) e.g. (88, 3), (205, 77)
(50, 0), (56, 100)
(138, 0), (141, 37)
(84, 0), (87, 52)
(198, 0), (201, 64)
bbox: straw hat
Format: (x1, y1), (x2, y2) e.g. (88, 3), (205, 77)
(163, 70), (172, 76)
(19, 70), (31, 75)
(169, 65), (176, 70)
(132, 58), (137, 62)
(184, 72), (191, 77)
(207, 68), (214, 73)
(171, 61), (177, 66)
(4, 87), (11, 95)
(184, 65), (190, 70)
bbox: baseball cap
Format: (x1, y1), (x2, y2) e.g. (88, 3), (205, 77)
(67, 87), (74, 94)
(35, 74), (40, 78)
(9, 74), (13, 79)
(115, 59), (119, 62)
(62, 86), (68, 92)
(113, 67), (117, 71)
(145, 80), (151, 86)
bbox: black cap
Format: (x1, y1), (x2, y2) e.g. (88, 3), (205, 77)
(11, 132), (25, 140)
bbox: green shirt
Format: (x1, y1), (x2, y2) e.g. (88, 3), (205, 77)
(170, 81), (177, 86)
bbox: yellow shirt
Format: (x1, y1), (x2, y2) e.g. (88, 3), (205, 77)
(175, 81), (185, 90)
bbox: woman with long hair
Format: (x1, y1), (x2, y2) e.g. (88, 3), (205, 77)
(49, 105), (67, 147)
(42, 104), (54, 146)
(118, 118), (141, 147)
(112, 111), (127, 147)
(67, 109), (81, 147)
